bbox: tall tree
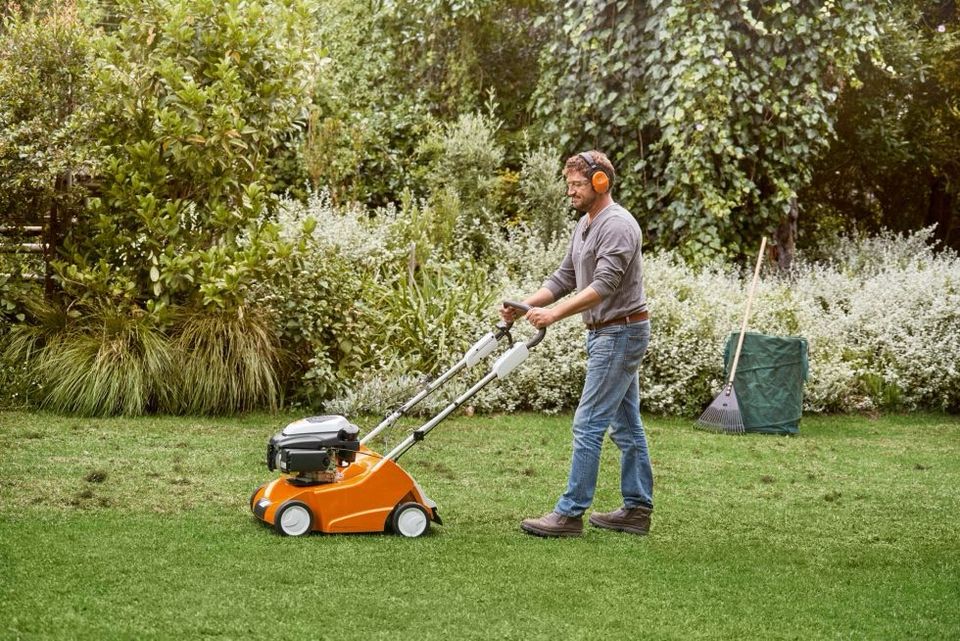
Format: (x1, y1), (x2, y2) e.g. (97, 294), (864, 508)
(802, 1), (960, 252)
(535, 0), (883, 264)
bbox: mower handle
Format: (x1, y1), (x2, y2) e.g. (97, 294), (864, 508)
(499, 300), (546, 349)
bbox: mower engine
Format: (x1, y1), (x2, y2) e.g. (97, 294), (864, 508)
(266, 415), (360, 484)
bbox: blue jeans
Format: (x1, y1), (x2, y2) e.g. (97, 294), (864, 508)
(555, 321), (653, 517)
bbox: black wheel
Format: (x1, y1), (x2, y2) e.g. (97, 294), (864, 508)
(274, 501), (313, 536)
(391, 502), (430, 538)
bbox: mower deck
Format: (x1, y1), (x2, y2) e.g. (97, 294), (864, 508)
(251, 445), (440, 537)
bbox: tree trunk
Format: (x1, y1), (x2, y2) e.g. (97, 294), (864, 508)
(926, 175), (957, 251)
(44, 171), (71, 298)
(774, 197), (798, 272)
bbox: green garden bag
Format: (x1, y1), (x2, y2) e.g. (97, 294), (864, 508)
(723, 332), (809, 435)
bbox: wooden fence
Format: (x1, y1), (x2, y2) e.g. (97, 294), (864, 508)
(0, 220), (52, 292)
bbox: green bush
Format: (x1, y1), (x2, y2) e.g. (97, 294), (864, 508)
(0, 1), (97, 234)
(3, 300), (284, 415)
(61, 0), (318, 310)
(5, 303), (175, 416)
(172, 308), (281, 414)
(254, 193), (500, 408)
(326, 227), (960, 417)
(251, 195), (382, 404)
(370, 259), (499, 375)
(413, 110), (507, 261)
(518, 145), (568, 249)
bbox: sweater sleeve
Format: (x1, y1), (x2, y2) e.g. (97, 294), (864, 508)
(543, 238), (576, 299)
(588, 216), (639, 299)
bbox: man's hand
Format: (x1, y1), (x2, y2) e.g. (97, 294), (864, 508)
(525, 307), (558, 329)
(499, 303), (520, 325)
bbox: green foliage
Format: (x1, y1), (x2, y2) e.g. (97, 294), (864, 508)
(247, 193), (502, 407)
(415, 109), (507, 260)
(4, 300), (283, 415)
(61, 0), (318, 310)
(5, 303), (175, 416)
(299, 0), (431, 207)
(0, 1), (97, 227)
(802, 2), (960, 252)
(172, 308), (281, 414)
(518, 145), (568, 248)
(0, 282), (46, 409)
(371, 259), (499, 374)
(535, 0), (884, 262)
(302, 0), (551, 207)
(252, 199), (380, 403)
(368, 0), (550, 129)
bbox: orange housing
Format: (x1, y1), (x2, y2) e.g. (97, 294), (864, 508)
(250, 445), (440, 536)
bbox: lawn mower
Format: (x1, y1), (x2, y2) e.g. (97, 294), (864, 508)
(249, 301), (545, 537)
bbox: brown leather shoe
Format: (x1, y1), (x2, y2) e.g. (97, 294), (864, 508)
(520, 511), (583, 537)
(588, 506), (652, 535)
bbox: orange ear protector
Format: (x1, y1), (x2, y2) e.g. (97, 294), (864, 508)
(579, 152), (610, 194)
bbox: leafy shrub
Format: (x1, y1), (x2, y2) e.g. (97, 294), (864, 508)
(0, 0), (97, 244)
(416, 110), (505, 260)
(369, 259), (499, 375)
(327, 227), (960, 417)
(518, 145), (568, 249)
(0, 274), (45, 410)
(250, 194), (389, 405)
(4, 300), (284, 415)
(253, 192), (501, 409)
(61, 0), (318, 310)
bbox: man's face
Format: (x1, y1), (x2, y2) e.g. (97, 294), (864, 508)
(565, 171), (596, 213)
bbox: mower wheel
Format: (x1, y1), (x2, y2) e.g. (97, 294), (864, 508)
(274, 501), (313, 537)
(391, 502), (430, 538)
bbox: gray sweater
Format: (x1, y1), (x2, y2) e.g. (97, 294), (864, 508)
(542, 203), (647, 327)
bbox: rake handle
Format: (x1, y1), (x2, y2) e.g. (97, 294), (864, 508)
(726, 236), (767, 388)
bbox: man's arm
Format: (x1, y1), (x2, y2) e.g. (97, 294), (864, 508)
(499, 287), (557, 323)
(525, 286), (602, 329)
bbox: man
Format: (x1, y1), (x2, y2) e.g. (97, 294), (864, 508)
(501, 150), (654, 537)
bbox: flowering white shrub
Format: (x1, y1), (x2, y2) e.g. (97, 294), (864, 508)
(326, 226), (960, 417)
(274, 190), (406, 267)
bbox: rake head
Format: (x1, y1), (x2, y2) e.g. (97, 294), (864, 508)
(696, 384), (745, 434)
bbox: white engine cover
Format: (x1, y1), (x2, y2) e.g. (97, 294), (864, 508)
(283, 415), (354, 437)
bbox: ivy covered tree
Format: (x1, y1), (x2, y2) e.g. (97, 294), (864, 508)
(535, 0), (883, 265)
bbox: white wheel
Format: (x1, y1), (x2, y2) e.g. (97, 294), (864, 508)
(392, 503), (430, 538)
(275, 502), (312, 536)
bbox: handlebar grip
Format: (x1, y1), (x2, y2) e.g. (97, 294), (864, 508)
(502, 300), (531, 314)
(500, 300), (546, 349)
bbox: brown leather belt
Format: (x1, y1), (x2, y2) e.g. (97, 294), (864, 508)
(585, 310), (649, 331)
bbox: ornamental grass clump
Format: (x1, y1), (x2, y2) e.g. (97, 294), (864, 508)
(172, 309), (281, 415)
(5, 304), (175, 416)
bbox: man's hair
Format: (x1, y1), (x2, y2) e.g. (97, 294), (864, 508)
(564, 150), (616, 191)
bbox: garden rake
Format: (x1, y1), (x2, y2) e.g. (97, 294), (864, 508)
(697, 236), (767, 434)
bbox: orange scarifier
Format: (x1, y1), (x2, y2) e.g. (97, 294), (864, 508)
(250, 301), (545, 537)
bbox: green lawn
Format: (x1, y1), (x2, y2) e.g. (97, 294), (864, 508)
(1, 410), (958, 640)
